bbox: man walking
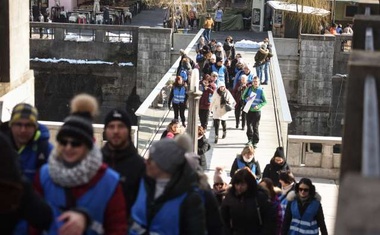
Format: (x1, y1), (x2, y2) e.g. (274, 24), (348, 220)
(0, 103), (53, 181)
(242, 76), (267, 148)
(102, 109), (145, 214)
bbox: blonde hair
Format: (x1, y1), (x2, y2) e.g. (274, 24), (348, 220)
(241, 145), (254, 156)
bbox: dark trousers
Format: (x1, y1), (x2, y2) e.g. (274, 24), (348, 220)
(234, 103), (246, 128)
(173, 103), (186, 123)
(199, 109), (210, 130)
(246, 111), (261, 143)
(214, 119), (226, 137)
(214, 22), (221, 31)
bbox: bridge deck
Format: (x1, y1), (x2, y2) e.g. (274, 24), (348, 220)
(132, 7), (338, 234)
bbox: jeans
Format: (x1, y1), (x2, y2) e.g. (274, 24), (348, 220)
(203, 28), (211, 42)
(255, 64), (265, 83)
(263, 61), (270, 83)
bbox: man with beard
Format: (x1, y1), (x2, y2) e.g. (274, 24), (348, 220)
(102, 109), (145, 216)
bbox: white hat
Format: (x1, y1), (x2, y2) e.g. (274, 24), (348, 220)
(214, 167), (228, 183)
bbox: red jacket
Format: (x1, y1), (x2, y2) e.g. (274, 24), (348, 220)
(33, 164), (127, 235)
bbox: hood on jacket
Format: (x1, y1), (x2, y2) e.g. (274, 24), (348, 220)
(287, 190), (322, 202)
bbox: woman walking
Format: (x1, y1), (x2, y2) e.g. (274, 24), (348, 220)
(169, 76), (188, 127)
(282, 178), (328, 235)
(210, 82), (235, 143)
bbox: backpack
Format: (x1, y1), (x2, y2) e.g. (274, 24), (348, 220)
(180, 69), (188, 82)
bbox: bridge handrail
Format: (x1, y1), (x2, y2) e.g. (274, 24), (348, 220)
(134, 29), (204, 156)
(268, 31), (292, 148)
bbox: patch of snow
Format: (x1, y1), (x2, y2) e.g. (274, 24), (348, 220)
(30, 58), (134, 67)
(234, 40), (263, 49)
(106, 32), (132, 43)
(64, 33), (94, 42)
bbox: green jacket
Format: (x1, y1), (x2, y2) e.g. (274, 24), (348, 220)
(241, 86), (267, 112)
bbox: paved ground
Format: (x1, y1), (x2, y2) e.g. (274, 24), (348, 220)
(133, 7), (339, 234)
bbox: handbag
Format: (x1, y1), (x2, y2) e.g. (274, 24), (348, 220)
(225, 103), (234, 112)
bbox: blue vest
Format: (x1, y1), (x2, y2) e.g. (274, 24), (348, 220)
(279, 194), (289, 219)
(289, 199), (320, 235)
(130, 179), (187, 235)
(237, 158), (256, 174)
(40, 165), (120, 235)
(211, 64), (226, 87)
(173, 87), (186, 104)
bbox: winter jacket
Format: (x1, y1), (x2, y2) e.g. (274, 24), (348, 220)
(203, 18), (214, 29)
(197, 135), (211, 171)
(282, 191), (328, 235)
(210, 64), (228, 87)
(254, 48), (269, 65)
(199, 82), (216, 110)
(102, 143), (145, 214)
(263, 158), (291, 188)
(169, 85), (188, 106)
(232, 82), (247, 108)
(34, 164), (127, 235)
(230, 155), (261, 180)
(233, 70), (254, 89)
(130, 163), (206, 235)
(0, 122), (53, 181)
(0, 133), (52, 234)
(39, 165), (121, 235)
(210, 88), (235, 120)
(221, 189), (277, 235)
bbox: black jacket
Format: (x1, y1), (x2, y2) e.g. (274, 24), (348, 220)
(139, 163), (206, 234)
(221, 189), (277, 235)
(230, 155), (262, 180)
(262, 157), (290, 187)
(0, 132), (52, 234)
(102, 143), (145, 213)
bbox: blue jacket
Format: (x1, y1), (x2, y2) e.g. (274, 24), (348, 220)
(172, 86), (186, 104)
(130, 179), (187, 235)
(39, 165), (119, 235)
(242, 86), (267, 112)
(0, 122), (53, 181)
(211, 64), (227, 87)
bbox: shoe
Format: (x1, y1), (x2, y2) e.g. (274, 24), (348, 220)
(241, 126), (245, 130)
(182, 122), (186, 128)
(222, 131), (226, 139)
(253, 143), (258, 149)
(246, 140), (252, 145)
(214, 136), (219, 144)
(236, 124), (239, 129)
(261, 82), (268, 85)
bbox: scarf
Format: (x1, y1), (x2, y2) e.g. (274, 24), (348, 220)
(218, 88), (227, 105)
(48, 146), (103, 188)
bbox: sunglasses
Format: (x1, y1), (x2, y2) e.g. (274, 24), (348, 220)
(59, 139), (83, 148)
(299, 188), (309, 193)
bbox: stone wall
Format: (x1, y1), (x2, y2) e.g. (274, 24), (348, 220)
(290, 34), (335, 135)
(136, 27), (172, 100)
(32, 62), (136, 123)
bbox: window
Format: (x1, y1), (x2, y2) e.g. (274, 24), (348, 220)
(345, 5), (358, 18)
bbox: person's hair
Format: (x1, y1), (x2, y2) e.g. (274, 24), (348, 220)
(198, 126), (205, 136)
(167, 119), (179, 132)
(253, 76), (259, 81)
(295, 178), (316, 198)
(241, 145), (254, 156)
(174, 76), (183, 86)
(231, 167), (258, 196)
(279, 171), (295, 185)
(260, 178), (276, 199)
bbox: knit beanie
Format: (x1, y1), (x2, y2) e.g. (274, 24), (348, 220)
(273, 147), (285, 159)
(56, 94), (98, 149)
(213, 166), (228, 184)
(149, 138), (186, 175)
(104, 109), (132, 130)
(9, 103), (38, 127)
(216, 56), (223, 63)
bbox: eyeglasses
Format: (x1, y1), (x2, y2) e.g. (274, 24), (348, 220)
(299, 188), (309, 193)
(58, 139), (83, 148)
(12, 122), (35, 129)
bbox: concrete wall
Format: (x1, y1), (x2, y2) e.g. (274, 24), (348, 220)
(0, 0), (35, 121)
(136, 27), (172, 100)
(333, 34), (352, 75)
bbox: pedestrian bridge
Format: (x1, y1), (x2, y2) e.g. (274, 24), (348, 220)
(39, 29), (339, 234)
